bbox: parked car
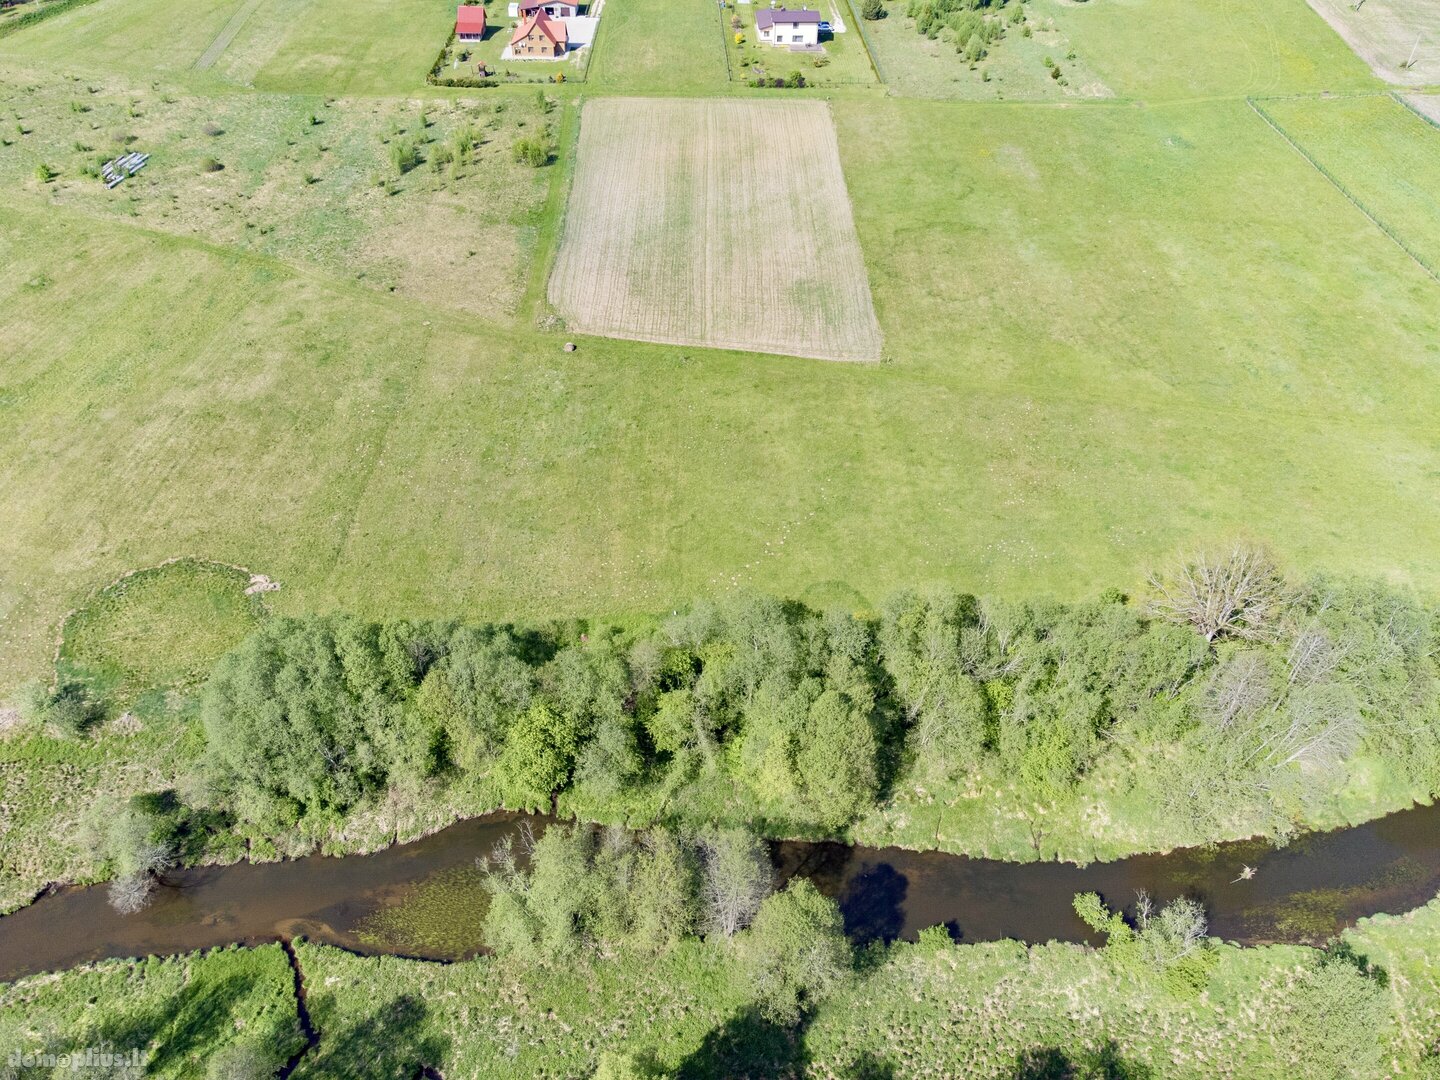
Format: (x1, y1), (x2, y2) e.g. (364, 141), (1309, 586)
(818, 19), (832, 30)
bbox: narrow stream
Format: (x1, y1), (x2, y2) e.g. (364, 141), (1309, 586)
(3, 801), (1439, 983)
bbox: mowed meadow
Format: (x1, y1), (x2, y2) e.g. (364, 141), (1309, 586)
(0, 0), (1439, 700)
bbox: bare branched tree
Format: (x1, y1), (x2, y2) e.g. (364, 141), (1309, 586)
(1201, 651), (1273, 732)
(699, 828), (773, 938)
(1147, 542), (1290, 644)
(1134, 890), (1208, 968)
(107, 872), (156, 916)
(1285, 627), (1343, 690)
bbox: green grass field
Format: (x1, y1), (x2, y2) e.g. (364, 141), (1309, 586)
(1057, 0), (1379, 99)
(1257, 92), (1440, 276)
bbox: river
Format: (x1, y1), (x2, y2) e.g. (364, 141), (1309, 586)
(2, 801), (1438, 982)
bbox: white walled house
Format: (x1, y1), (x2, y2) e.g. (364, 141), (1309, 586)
(755, 6), (820, 46)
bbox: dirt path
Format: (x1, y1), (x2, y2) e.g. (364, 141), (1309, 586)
(193, 0), (266, 71)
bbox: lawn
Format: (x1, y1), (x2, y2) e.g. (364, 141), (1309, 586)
(587, 0), (730, 92)
(724, 4), (877, 88)
(1255, 92), (1440, 277)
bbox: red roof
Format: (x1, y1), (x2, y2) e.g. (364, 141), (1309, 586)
(456, 5), (486, 33)
(510, 9), (567, 47)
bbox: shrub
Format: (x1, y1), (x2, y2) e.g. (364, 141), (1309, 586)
(199, 156), (223, 172)
(25, 679), (100, 737)
(389, 138), (420, 174)
(861, 0), (885, 19)
(512, 135), (550, 167)
(34, 162), (54, 182)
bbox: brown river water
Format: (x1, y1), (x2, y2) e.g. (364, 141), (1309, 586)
(2, 802), (1439, 982)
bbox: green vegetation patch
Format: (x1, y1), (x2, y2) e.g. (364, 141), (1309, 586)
(0, 945), (305, 1077)
(356, 864), (490, 956)
(1255, 92), (1440, 280)
(59, 559), (266, 707)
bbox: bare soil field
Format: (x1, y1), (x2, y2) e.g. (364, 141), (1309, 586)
(1406, 93), (1440, 123)
(548, 98), (882, 362)
(1305, 0), (1440, 85)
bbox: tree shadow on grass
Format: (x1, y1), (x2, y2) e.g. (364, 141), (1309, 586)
(1012, 1040), (1155, 1079)
(70, 970), (299, 1075)
(675, 1006), (805, 1080)
(302, 992), (450, 1079)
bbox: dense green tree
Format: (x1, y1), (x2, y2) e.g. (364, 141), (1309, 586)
(795, 690), (878, 828)
(740, 879), (852, 1025)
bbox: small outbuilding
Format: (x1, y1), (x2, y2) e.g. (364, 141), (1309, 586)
(510, 10), (568, 57)
(755, 5), (821, 46)
(456, 4), (487, 41)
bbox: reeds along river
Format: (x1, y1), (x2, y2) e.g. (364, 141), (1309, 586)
(3, 801), (1440, 983)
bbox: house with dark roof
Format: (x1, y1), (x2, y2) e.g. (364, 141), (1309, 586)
(517, 0), (578, 19)
(755, 5), (821, 47)
(510, 9), (568, 57)
(455, 5), (487, 42)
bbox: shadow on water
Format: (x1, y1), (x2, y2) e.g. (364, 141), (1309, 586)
(5, 800), (1440, 982)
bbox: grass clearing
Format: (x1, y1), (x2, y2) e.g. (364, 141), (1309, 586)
(5, 92), (1440, 700)
(247, 0), (456, 95)
(588, 0), (729, 92)
(1304, 0), (1440, 86)
(57, 560), (267, 709)
(1255, 92), (1440, 277)
(0, 0), (243, 80)
(549, 97), (883, 361)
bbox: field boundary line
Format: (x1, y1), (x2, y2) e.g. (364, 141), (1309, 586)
(523, 97), (582, 326)
(841, 0), (886, 86)
(1391, 90), (1440, 131)
(1246, 96), (1440, 287)
(194, 0), (265, 70)
(715, 0), (733, 82)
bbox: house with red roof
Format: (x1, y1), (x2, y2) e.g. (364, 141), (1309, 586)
(455, 5), (487, 42)
(755, 5), (821, 46)
(510, 9), (568, 57)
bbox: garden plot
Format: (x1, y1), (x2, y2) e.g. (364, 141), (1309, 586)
(548, 97), (882, 362)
